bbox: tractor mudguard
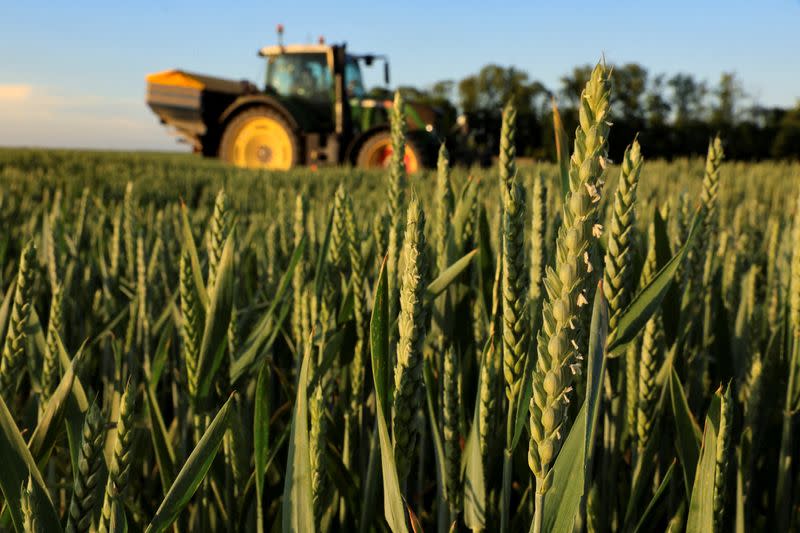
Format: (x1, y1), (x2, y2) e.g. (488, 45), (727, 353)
(218, 94), (302, 132)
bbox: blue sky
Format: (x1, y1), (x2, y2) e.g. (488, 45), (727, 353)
(1, 0), (798, 150)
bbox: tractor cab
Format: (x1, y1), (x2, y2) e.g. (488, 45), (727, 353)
(258, 43), (389, 137)
(261, 45), (371, 101)
(262, 46), (333, 102)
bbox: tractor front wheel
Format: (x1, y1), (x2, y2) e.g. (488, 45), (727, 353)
(219, 107), (299, 170)
(355, 131), (430, 174)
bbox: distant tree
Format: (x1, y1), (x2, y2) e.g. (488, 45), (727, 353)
(645, 74), (671, 127)
(772, 103), (800, 159)
(470, 64), (507, 110)
(408, 61), (790, 162)
(457, 76), (480, 113)
(612, 63), (648, 124)
(430, 80), (455, 102)
(454, 65), (552, 157)
(522, 80), (552, 117)
(668, 73), (707, 124)
(710, 72), (744, 127)
(501, 67), (530, 108)
(457, 65), (549, 114)
(748, 105), (786, 129)
(479, 65), (527, 109)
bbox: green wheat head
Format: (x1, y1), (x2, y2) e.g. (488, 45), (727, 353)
(180, 248), (203, 399)
(443, 346), (462, 518)
(501, 177), (529, 402)
(99, 377), (137, 533)
(434, 143), (455, 272)
(208, 188), (231, 290)
(66, 402), (105, 533)
(392, 197), (428, 487)
(0, 242), (37, 403)
(530, 173), (547, 304)
(713, 383), (733, 532)
(604, 140), (643, 343)
(529, 62), (611, 494)
(499, 100), (517, 191)
(41, 282), (64, 406)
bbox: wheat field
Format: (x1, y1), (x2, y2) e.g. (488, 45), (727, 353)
(1, 65), (799, 532)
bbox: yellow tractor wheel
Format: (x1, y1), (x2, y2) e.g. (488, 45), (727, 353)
(355, 131), (422, 174)
(219, 107), (299, 170)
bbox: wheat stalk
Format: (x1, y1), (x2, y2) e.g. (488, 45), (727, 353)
(791, 192), (800, 335)
(530, 172), (547, 304)
(208, 189), (231, 290)
(0, 242), (37, 403)
(66, 402), (105, 533)
(21, 477), (45, 533)
(392, 197), (428, 489)
(499, 101), (517, 191)
(180, 248), (203, 399)
(500, 102), (530, 409)
(386, 91), (408, 326)
(636, 314), (663, 455)
(309, 362), (329, 523)
(40, 283), (63, 410)
(293, 193), (309, 352)
(345, 193), (366, 471)
(529, 64), (611, 514)
(713, 383), (733, 532)
(604, 140), (643, 345)
(123, 181), (136, 281)
(434, 143), (455, 272)
(99, 377), (137, 533)
(443, 346), (461, 521)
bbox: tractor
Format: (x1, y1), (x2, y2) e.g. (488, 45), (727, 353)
(146, 32), (451, 172)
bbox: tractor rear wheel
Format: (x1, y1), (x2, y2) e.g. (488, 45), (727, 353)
(219, 107), (299, 170)
(355, 130), (432, 174)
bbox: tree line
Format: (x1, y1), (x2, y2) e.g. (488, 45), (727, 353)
(384, 63), (800, 161)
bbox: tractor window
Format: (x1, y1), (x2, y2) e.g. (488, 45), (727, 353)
(266, 53), (332, 102)
(345, 58), (366, 98)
